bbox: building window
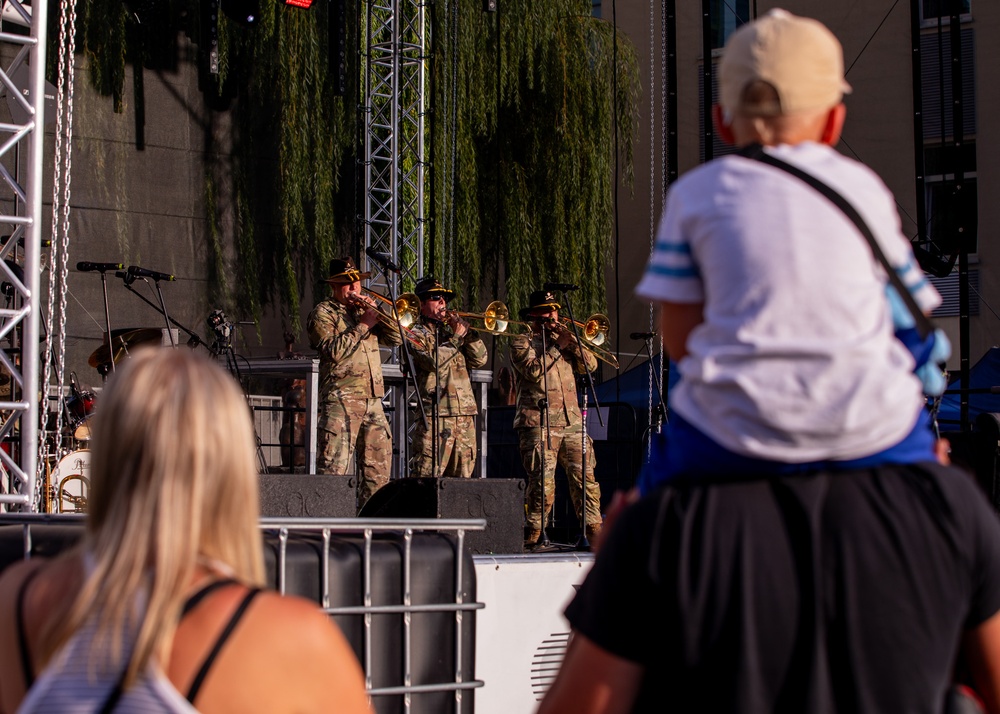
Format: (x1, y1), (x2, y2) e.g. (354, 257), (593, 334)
(918, 142), (977, 256)
(921, 0), (971, 23)
(928, 270), (980, 318)
(711, 0), (750, 49)
(592, 1), (600, 19)
(920, 28), (976, 140)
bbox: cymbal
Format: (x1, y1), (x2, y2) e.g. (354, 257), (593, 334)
(87, 328), (163, 369)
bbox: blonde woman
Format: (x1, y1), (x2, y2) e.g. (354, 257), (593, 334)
(0, 349), (372, 714)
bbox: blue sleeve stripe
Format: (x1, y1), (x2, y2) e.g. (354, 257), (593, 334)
(646, 264), (701, 278)
(653, 241), (692, 255)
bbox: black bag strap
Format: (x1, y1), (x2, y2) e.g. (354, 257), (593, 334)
(739, 143), (934, 340)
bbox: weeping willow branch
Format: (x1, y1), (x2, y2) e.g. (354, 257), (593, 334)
(67, 0), (638, 334)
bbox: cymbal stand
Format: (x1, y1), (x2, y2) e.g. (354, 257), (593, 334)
(215, 326), (268, 474)
(114, 272), (207, 349)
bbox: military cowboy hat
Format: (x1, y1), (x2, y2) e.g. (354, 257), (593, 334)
(519, 290), (562, 319)
(414, 276), (456, 302)
(325, 256), (371, 284)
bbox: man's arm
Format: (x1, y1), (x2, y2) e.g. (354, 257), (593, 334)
(307, 303), (372, 364)
(659, 301), (704, 361)
(963, 608), (1000, 713)
(510, 335), (556, 382)
(463, 332), (489, 369)
(536, 633), (644, 714)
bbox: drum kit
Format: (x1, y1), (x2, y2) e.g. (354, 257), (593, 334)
(40, 327), (164, 513)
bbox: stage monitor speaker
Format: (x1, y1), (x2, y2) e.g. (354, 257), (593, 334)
(259, 473), (356, 518)
(358, 477), (524, 555)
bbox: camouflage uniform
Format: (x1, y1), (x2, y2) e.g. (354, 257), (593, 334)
(307, 297), (402, 508)
(510, 331), (602, 530)
(409, 319), (488, 478)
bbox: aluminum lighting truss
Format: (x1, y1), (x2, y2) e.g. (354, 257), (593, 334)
(0, 0), (47, 511)
(361, 0), (428, 294)
(361, 0), (429, 479)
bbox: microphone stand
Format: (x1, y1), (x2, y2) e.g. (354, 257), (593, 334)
(639, 334), (666, 431)
(554, 289), (602, 550)
(150, 277), (176, 346)
(431, 319), (441, 478)
(534, 323), (552, 548)
(96, 268), (116, 373)
(368, 263), (428, 482)
(114, 272), (207, 350)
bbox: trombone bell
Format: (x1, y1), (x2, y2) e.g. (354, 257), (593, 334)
(483, 301), (510, 333)
(583, 314), (610, 346)
(395, 293), (421, 329)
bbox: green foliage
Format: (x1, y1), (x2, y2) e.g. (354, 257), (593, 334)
(218, 1), (356, 328)
(76, 0), (127, 112)
(66, 0), (638, 332)
(430, 0), (638, 319)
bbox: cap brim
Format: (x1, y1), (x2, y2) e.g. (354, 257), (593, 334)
(326, 271), (371, 284)
(519, 302), (561, 318)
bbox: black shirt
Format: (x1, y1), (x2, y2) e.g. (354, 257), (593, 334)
(566, 463), (1000, 713)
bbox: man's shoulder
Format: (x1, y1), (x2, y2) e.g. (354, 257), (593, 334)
(309, 298), (345, 321)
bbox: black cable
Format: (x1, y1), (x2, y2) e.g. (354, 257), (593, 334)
(612, 0), (621, 401)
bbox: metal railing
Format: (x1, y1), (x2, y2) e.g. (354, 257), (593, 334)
(0, 515), (486, 713)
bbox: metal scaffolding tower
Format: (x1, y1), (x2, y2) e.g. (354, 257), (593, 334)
(0, 0), (47, 511)
(361, 0), (429, 294)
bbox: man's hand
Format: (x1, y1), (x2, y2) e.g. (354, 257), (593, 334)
(359, 307), (380, 328)
(449, 314), (469, 339)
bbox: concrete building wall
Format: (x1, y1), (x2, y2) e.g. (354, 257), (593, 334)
(610, 1), (996, 397)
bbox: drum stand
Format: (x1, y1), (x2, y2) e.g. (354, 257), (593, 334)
(208, 316), (269, 474)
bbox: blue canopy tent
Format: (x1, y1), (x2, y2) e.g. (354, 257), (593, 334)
(593, 352), (680, 415)
(936, 347), (1000, 429)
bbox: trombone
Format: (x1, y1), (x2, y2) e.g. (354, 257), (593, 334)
(448, 301), (531, 336)
(552, 314), (619, 369)
(355, 287), (421, 330)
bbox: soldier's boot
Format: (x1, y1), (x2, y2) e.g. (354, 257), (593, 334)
(585, 522), (603, 547)
(524, 528), (542, 549)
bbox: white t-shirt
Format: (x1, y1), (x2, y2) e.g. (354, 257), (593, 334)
(636, 142), (941, 462)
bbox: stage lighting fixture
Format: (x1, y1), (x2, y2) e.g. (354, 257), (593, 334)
(282, 0), (314, 8)
(223, 0), (259, 26)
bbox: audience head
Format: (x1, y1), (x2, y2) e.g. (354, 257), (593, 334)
(715, 10), (851, 147)
(87, 347), (264, 584)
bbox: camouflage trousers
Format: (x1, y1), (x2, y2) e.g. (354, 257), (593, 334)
(411, 415), (477, 478)
(318, 397), (392, 509)
(518, 424), (602, 530)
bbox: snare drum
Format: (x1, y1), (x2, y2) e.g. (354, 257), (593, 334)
(50, 449), (90, 513)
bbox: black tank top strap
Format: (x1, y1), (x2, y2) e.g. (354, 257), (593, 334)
(16, 565), (44, 689)
(185, 587), (261, 704)
(181, 578), (239, 617)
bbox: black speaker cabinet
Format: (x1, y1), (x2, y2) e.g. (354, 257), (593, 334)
(359, 477), (524, 555)
(258, 473), (356, 518)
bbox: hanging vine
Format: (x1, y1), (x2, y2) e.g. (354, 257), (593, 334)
(64, 0), (637, 331)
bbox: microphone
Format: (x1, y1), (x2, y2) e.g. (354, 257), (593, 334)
(127, 265), (175, 282)
(630, 332), (657, 340)
(69, 371), (81, 397)
(365, 247), (402, 275)
(77, 261), (124, 273)
(543, 282), (579, 292)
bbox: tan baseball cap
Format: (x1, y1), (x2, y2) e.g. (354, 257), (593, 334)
(719, 9), (852, 117)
